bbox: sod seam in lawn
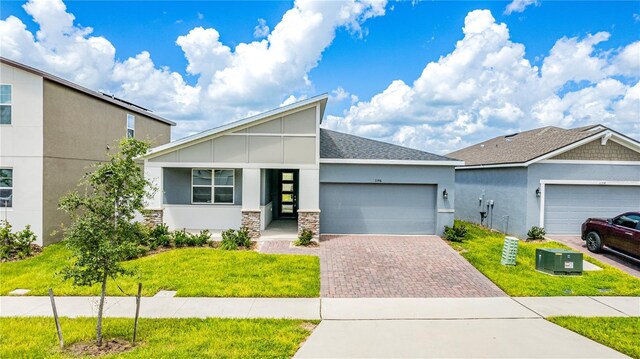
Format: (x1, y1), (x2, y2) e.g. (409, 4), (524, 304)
(0, 317), (318, 358)
(0, 244), (320, 297)
(547, 317), (640, 359)
(448, 221), (640, 296)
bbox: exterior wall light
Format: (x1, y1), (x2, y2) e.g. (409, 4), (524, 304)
(535, 187), (541, 197)
(443, 189), (448, 199)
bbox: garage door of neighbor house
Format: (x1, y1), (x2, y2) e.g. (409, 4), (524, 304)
(319, 183), (437, 235)
(544, 184), (640, 234)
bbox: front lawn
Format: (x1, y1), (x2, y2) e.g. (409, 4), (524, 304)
(548, 317), (640, 359)
(0, 317), (317, 358)
(0, 243), (320, 297)
(448, 221), (640, 296)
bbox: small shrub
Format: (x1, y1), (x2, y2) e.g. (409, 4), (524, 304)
(191, 230), (211, 247)
(295, 229), (313, 246)
(443, 223), (468, 242)
(173, 229), (190, 247)
(154, 234), (172, 248)
(527, 226), (546, 240)
(0, 220), (39, 260)
(220, 229), (238, 250)
(149, 223), (171, 249)
(219, 228), (252, 250)
(236, 227), (251, 248)
(150, 223), (170, 239)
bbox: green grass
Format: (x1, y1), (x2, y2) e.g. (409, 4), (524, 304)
(548, 317), (640, 359)
(0, 317), (317, 358)
(0, 244), (320, 297)
(448, 221), (640, 296)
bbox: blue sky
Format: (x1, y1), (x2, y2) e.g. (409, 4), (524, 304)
(1, 0), (639, 152)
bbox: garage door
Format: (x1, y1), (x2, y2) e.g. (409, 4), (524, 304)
(319, 183), (437, 234)
(544, 185), (640, 234)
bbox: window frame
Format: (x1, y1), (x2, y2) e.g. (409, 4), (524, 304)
(0, 168), (13, 208)
(0, 84), (12, 125)
(126, 113), (135, 139)
(191, 168), (235, 205)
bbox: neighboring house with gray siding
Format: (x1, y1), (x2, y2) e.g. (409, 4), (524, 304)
(139, 94), (462, 238)
(448, 125), (640, 239)
(0, 57), (175, 245)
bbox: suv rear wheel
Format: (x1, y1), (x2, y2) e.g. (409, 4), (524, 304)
(586, 231), (603, 253)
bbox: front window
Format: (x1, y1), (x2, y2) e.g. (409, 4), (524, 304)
(192, 169), (234, 204)
(127, 114), (135, 138)
(0, 168), (12, 208)
(0, 84), (12, 125)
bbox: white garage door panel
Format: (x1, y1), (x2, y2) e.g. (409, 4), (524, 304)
(320, 183), (437, 235)
(544, 185), (640, 234)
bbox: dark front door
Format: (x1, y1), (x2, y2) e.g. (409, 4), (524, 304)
(279, 171), (297, 218)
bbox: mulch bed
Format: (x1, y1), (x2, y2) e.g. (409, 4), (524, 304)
(67, 338), (134, 357)
(0, 244), (42, 263)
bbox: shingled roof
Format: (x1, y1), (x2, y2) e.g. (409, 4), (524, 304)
(447, 125), (609, 166)
(320, 129), (455, 162)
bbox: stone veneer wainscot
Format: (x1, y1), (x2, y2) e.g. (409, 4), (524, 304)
(241, 210), (261, 238)
(297, 210), (320, 241)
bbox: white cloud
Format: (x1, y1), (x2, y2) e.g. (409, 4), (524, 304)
(0, 0), (387, 139)
(326, 9), (640, 154)
(504, 0), (538, 15)
(329, 87), (350, 102)
(611, 41), (640, 77)
(253, 18), (269, 38)
(197, 12), (204, 20)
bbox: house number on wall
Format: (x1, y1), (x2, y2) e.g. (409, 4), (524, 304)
(374, 179), (382, 183)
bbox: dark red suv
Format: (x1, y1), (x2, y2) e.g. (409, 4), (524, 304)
(581, 212), (640, 258)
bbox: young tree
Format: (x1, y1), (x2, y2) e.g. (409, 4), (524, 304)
(59, 138), (153, 347)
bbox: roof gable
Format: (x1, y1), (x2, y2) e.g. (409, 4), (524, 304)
(551, 138), (640, 161)
(143, 94), (327, 159)
(448, 125), (640, 167)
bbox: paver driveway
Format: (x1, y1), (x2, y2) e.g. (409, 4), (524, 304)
(320, 235), (505, 298)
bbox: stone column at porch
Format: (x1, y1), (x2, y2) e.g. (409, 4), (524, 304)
(297, 169), (320, 241)
(241, 168), (262, 238)
(143, 165), (164, 227)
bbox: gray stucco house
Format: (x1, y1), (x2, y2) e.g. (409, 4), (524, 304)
(448, 125), (640, 239)
(139, 94), (462, 238)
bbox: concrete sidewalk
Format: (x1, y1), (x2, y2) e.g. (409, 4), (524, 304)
(1, 296), (638, 319)
(0, 297), (321, 319)
(294, 319), (628, 358)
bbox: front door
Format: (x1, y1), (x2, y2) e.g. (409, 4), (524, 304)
(280, 171), (297, 218)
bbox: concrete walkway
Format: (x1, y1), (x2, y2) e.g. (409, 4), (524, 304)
(0, 297), (320, 319)
(294, 319), (628, 358)
(1, 296), (638, 319)
(3, 296), (637, 358)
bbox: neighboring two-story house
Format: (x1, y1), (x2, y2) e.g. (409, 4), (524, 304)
(0, 57), (175, 245)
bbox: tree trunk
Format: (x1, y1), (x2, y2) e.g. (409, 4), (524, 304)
(96, 271), (108, 347)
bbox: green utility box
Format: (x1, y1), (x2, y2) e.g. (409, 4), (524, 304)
(501, 236), (519, 266)
(535, 248), (583, 275)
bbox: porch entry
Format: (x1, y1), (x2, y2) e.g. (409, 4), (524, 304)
(276, 169), (299, 219)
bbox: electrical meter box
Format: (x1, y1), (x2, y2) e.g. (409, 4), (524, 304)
(535, 248), (583, 275)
